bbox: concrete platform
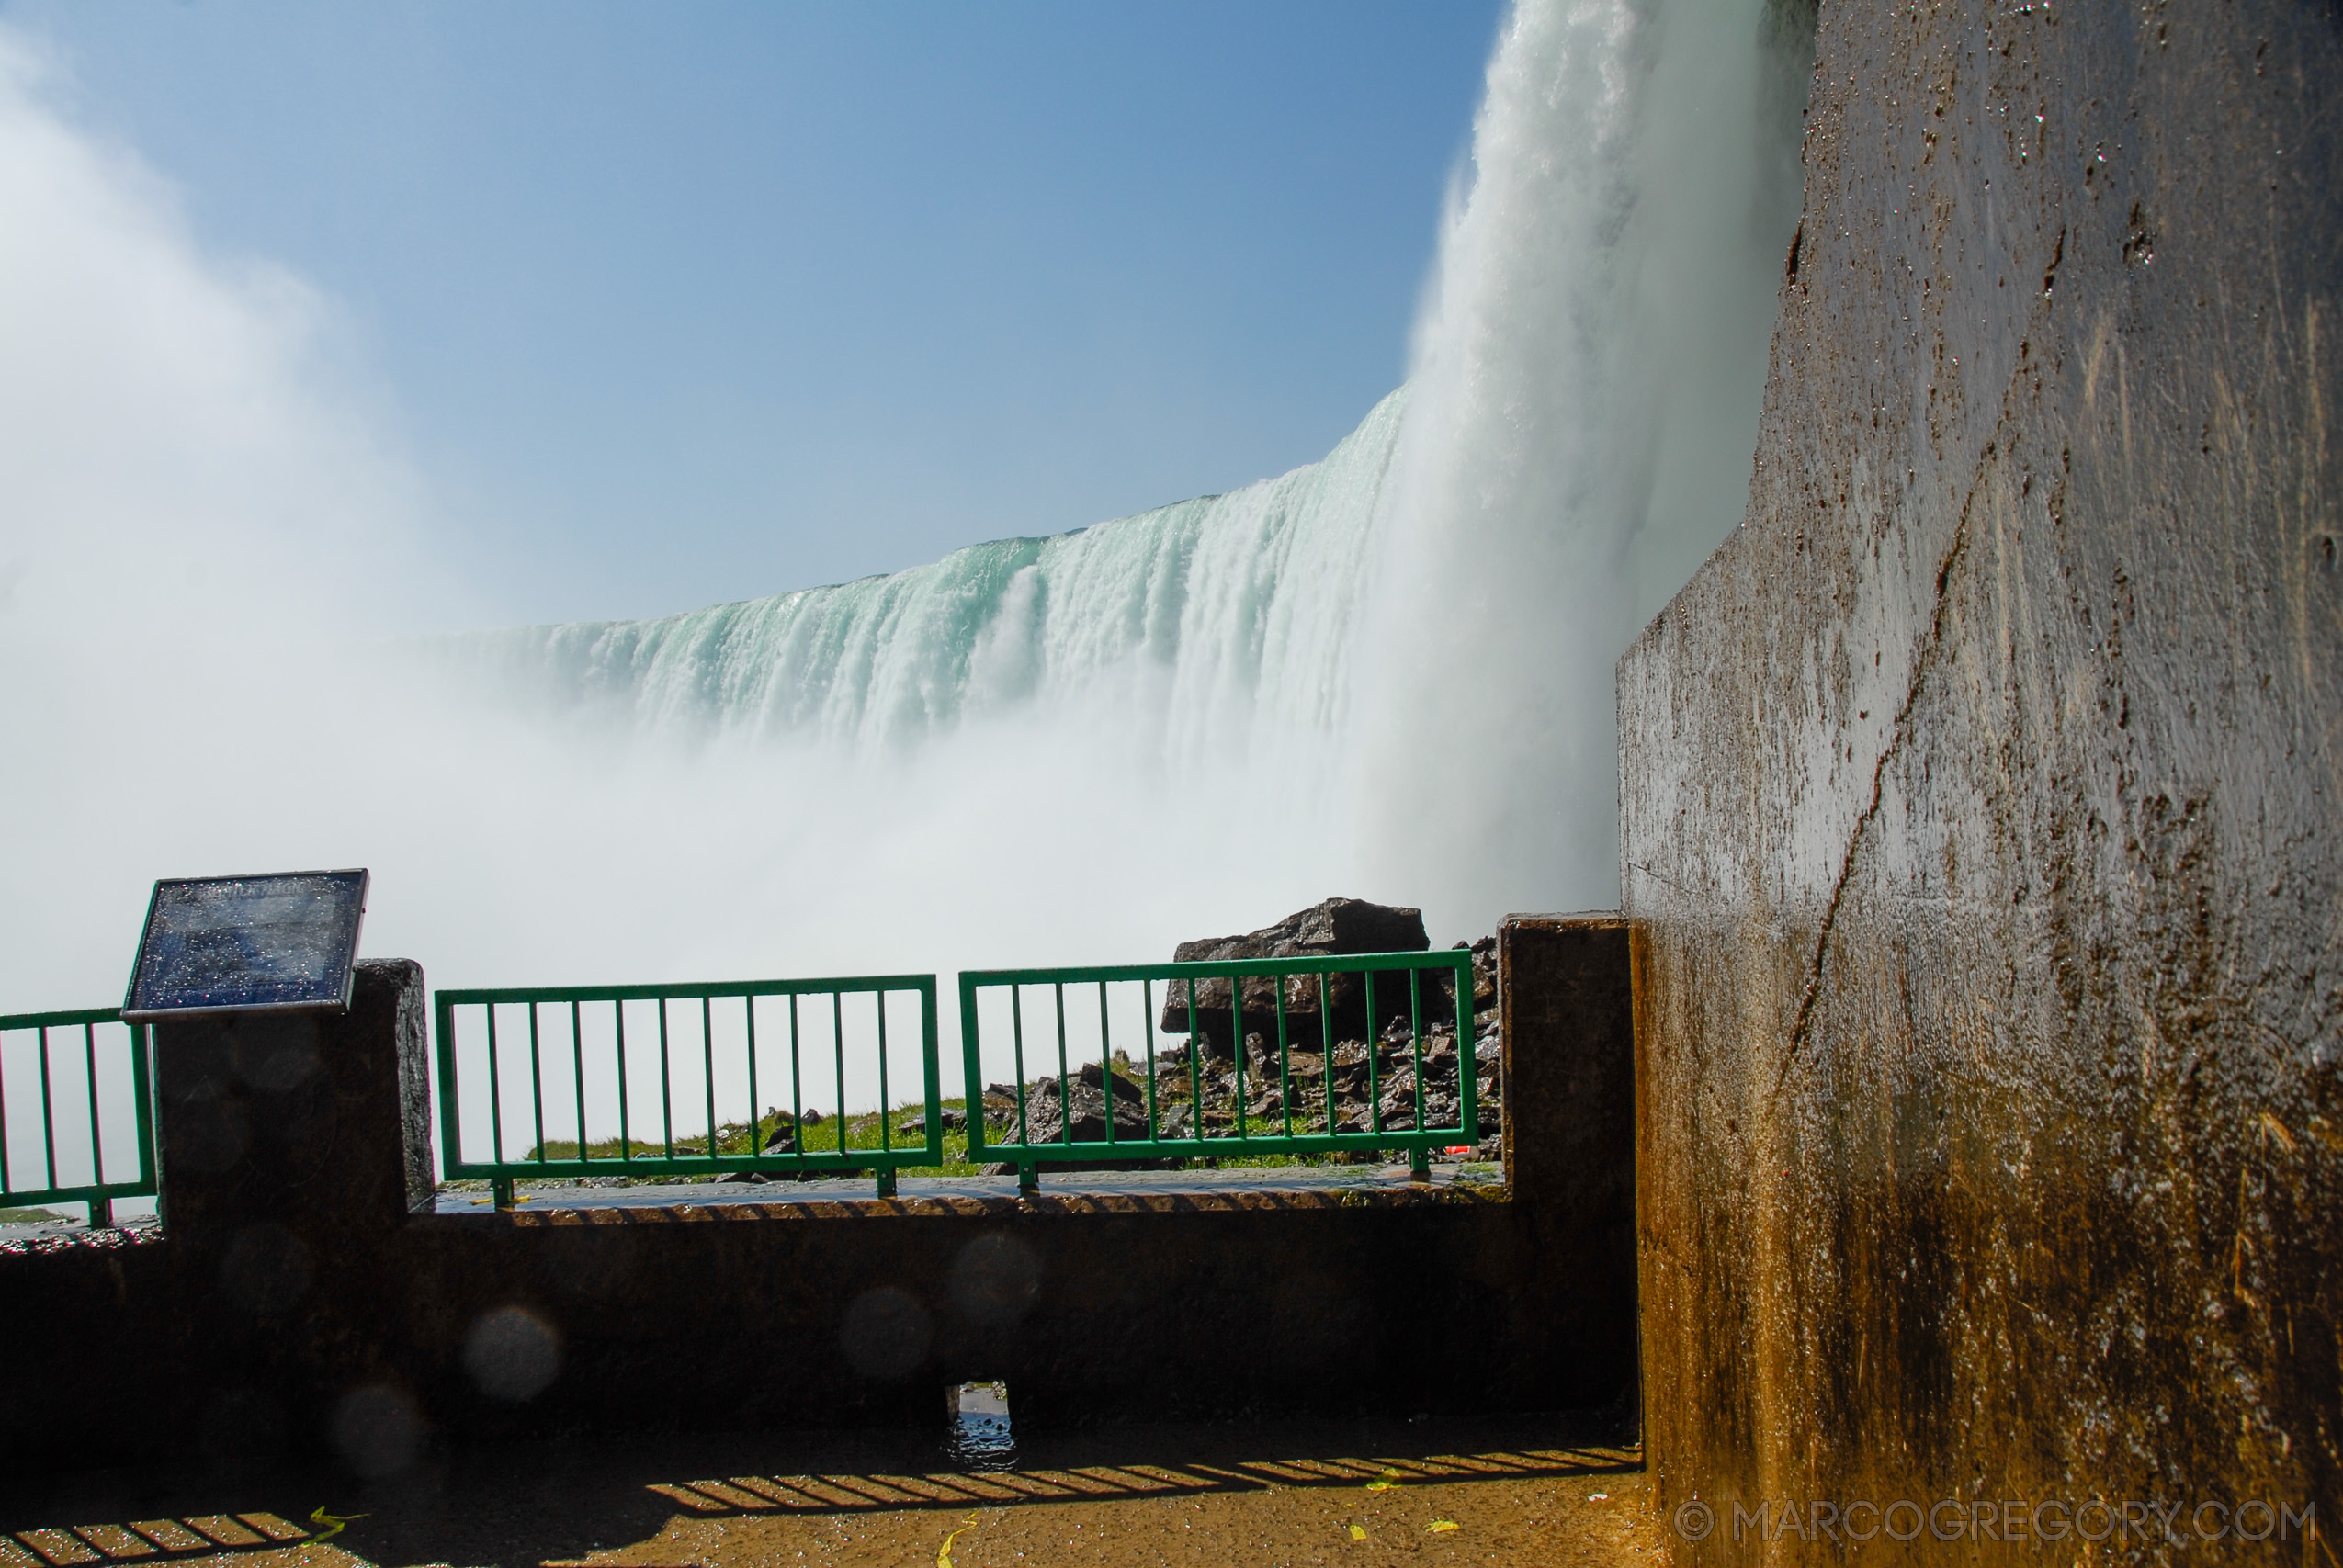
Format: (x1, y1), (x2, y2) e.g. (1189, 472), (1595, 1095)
(0, 1410), (1653, 1568)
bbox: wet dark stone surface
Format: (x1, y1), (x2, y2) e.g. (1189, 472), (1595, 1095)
(1619, 2), (2339, 1551)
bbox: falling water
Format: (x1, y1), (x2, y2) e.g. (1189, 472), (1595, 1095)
(0, 0), (1811, 1028)
(443, 389), (1409, 766)
(448, 0), (1813, 938)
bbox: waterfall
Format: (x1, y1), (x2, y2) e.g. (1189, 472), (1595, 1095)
(0, 0), (1809, 1017)
(444, 0), (1812, 937)
(1344, 0), (1813, 919)
(445, 389), (1408, 763)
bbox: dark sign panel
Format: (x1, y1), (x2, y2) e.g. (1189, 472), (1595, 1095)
(123, 870), (368, 1021)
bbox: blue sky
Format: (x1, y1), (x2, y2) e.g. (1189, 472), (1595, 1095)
(6, 1), (1504, 624)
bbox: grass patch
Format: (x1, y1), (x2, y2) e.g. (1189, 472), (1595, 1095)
(516, 1099), (1001, 1179)
(493, 1089), (1395, 1181)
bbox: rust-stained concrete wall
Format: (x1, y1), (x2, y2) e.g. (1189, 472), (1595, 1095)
(0, 926), (1636, 1474)
(1621, 1), (2339, 1552)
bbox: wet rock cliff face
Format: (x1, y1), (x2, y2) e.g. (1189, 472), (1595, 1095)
(1620, 3), (2339, 1549)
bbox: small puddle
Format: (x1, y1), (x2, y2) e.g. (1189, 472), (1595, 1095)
(945, 1381), (1015, 1471)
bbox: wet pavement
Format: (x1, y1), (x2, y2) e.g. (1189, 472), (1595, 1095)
(2, 1411), (1656, 1568)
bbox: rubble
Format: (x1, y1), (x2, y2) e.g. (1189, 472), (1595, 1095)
(986, 975), (1503, 1164)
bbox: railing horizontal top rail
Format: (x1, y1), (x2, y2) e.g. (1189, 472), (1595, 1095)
(959, 952), (1470, 986)
(0, 1005), (133, 1032)
(434, 973), (935, 1006)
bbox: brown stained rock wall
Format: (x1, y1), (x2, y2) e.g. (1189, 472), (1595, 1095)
(1621, 2), (2340, 1552)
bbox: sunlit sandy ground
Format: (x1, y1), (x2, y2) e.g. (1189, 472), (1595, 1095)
(5, 1416), (1658, 1567)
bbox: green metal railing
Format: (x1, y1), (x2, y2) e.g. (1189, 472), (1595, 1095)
(434, 975), (941, 1204)
(959, 949), (1477, 1190)
(0, 1008), (156, 1226)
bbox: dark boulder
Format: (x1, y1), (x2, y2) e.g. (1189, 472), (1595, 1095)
(1160, 897), (1448, 1054)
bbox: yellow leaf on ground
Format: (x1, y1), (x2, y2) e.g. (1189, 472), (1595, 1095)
(308, 1508), (366, 1543)
(937, 1511), (980, 1568)
(1427, 1520), (1459, 1534)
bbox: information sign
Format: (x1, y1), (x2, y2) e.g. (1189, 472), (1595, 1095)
(122, 869), (368, 1021)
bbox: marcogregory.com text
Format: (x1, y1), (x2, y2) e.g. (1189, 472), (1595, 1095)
(1670, 1497), (2317, 1547)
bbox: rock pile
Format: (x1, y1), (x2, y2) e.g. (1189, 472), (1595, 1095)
(981, 1061), (1149, 1145)
(984, 922), (1502, 1164)
(1149, 1006), (1500, 1145)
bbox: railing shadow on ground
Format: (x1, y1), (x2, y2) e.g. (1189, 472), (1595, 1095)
(643, 1438), (1641, 1519)
(2, 1412), (1638, 1567)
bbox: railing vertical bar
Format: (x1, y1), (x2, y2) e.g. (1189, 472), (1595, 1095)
(1275, 981), (1292, 1138)
(921, 978), (943, 1157)
(702, 995), (717, 1162)
(1230, 975), (1246, 1142)
(1409, 970), (1430, 1179)
(1319, 973), (1336, 1135)
(788, 994), (805, 1167)
(1097, 981), (1114, 1146)
(530, 1005), (549, 1167)
(1456, 951), (1478, 1146)
(832, 990), (847, 1158)
(658, 999), (674, 1160)
(875, 991), (898, 1196)
(129, 1023), (155, 1197)
(570, 1001), (586, 1162)
(435, 993), (462, 1178)
(0, 1027), (14, 1196)
(1364, 971), (1380, 1136)
(877, 991), (892, 1156)
(1011, 987), (1029, 1146)
(745, 996), (761, 1163)
(616, 999), (631, 1164)
(1185, 984), (1201, 1146)
(1053, 984), (1070, 1146)
(484, 1006), (506, 1166)
(1141, 979), (1159, 1140)
(1411, 971), (1427, 1129)
(919, 976), (942, 1167)
(37, 1026), (60, 1191)
(82, 1022), (105, 1195)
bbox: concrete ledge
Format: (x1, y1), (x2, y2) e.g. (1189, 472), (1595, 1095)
(432, 1165), (1505, 1221)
